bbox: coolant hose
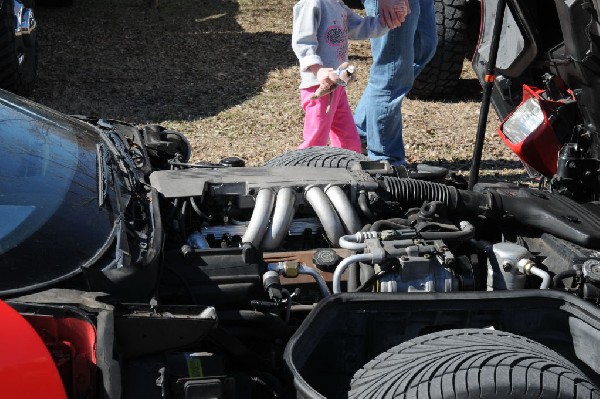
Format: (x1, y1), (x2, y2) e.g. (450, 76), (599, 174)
(333, 253), (374, 294)
(553, 269), (577, 289)
(242, 188), (275, 247)
(325, 185), (362, 234)
(305, 185), (345, 245)
(419, 221), (475, 242)
(358, 190), (375, 221)
(262, 187), (296, 250)
(370, 219), (410, 231)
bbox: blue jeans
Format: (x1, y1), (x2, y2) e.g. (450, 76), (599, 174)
(354, 0), (437, 164)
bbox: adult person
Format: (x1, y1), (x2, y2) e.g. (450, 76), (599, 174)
(354, 0), (438, 166)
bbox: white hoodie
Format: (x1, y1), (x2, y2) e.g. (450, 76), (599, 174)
(292, 0), (389, 88)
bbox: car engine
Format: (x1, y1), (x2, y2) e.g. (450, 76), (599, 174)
(148, 154), (600, 302)
(2, 100), (600, 398)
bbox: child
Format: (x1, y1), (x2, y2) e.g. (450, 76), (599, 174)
(292, 0), (393, 152)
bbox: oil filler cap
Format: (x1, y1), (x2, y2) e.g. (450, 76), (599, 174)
(583, 259), (600, 283)
(220, 157), (245, 167)
(313, 248), (341, 272)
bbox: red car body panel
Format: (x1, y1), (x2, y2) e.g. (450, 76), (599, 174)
(0, 300), (67, 399)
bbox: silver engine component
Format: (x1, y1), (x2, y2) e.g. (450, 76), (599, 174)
(151, 167), (374, 250)
(487, 242), (530, 290)
(197, 218), (322, 242)
(332, 228), (463, 294)
(378, 247), (458, 293)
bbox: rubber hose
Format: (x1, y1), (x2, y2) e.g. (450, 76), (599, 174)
(370, 219), (410, 232)
(381, 177), (455, 208)
(419, 223), (475, 242)
(358, 190), (376, 221)
(553, 269), (577, 289)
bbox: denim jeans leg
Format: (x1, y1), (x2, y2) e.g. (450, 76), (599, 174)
(414, 0), (438, 77)
(354, 0), (437, 164)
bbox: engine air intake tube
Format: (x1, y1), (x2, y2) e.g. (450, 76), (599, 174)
(380, 177), (493, 217)
(381, 177), (600, 248)
(381, 177), (456, 209)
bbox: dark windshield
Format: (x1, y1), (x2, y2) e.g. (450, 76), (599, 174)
(0, 92), (118, 296)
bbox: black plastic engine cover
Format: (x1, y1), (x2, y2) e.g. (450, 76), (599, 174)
(491, 187), (600, 248)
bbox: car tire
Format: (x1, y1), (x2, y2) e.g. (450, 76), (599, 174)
(410, 0), (470, 99)
(349, 328), (600, 398)
(0, 0), (37, 96)
(264, 147), (368, 169)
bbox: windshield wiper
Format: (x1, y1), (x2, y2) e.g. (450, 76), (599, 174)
(96, 121), (140, 192)
(96, 143), (110, 208)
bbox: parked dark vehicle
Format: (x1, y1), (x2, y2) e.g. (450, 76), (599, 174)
(0, 0), (37, 96)
(3, 0), (600, 397)
(411, 0), (480, 99)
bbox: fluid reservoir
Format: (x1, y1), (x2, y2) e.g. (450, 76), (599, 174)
(487, 242), (530, 290)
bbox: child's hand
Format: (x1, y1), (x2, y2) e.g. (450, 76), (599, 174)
(316, 67), (340, 90)
(335, 62), (356, 85)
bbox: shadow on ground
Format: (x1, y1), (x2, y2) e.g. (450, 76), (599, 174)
(32, 0), (296, 123)
(449, 78), (483, 102)
(408, 78), (483, 102)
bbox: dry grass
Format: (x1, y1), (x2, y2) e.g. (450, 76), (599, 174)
(31, 0), (526, 181)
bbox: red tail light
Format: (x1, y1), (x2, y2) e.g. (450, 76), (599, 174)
(0, 301), (67, 399)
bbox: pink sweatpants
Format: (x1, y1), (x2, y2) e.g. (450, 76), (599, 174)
(298, 85), (362, 153)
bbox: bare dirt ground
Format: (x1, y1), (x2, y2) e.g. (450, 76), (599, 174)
(31, 0), (526, 182)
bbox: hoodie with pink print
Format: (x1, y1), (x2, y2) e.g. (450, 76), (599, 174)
(292, 0), (389, 89)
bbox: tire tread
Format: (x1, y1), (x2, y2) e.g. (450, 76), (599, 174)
(349, 329), (600, 398)
(410, 0), (470, 99)
(264, 147), (368, 169)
